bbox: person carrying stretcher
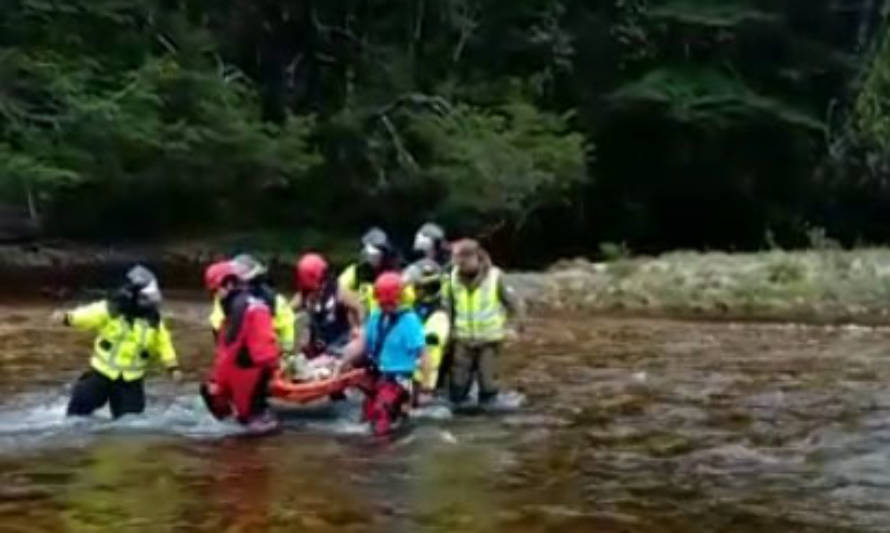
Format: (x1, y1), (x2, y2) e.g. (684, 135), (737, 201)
(342, 272), (430, 436)
(200, 260), (280, 430)
(288, 253), (365, 381)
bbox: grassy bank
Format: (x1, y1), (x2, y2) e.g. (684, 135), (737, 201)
(510, 249), (890, 324)
(6, 241), (890, 324)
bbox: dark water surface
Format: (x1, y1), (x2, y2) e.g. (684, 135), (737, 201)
(1, 300), (890, 532)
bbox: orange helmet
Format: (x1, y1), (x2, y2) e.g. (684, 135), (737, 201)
(204, 260), (240, 291)
(295, 253), (328, 292)
(374, 271), (402, 308)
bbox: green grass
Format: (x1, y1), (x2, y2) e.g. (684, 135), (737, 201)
(512, 248), (890, 322)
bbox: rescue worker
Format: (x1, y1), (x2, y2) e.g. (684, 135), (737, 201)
(292, 253), (365, 361)
(411, 222), (451, 269)
(345, 272), (428, 435)
(445, 239), (524, 406)
(339, 227), (407, 311)
(200, 260), (280, 427)
(403, 223), (452, 389)
(410, 259), (451, 404)
(56, 265), (181, 419)
(208, 253), (295, 355)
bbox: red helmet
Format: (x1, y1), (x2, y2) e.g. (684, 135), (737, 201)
(204, 260), (239, 291)
(295, 253), (328, 292)
(374, 271), (402, 308)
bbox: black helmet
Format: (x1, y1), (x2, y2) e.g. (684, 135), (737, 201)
(114, 264), (162, 318)
(410, 258), (442, 302)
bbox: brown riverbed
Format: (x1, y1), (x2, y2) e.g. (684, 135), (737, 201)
(1, 299), (890, 532)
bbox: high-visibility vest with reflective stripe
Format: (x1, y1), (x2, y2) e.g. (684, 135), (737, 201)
(68, 300), (178, 382)
(338, 263), (416, 313)
(414, 309), (451, 389)
(451, 268), (506, 342)
(210, 294), (295, 353)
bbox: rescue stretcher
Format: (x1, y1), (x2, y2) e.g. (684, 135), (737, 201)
(268, 368), (368, 404)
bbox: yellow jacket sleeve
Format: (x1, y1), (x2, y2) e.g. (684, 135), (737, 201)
(426, 310), (451, 347)
(415, 309), (451, 389)
(152, 321), (179, 369)
(401, 284), (416, 307)
(338, 264), (357, 292)
(274, 294), (296, 353)
(209, 297), (224, 332)
(67, 300), (111, 332)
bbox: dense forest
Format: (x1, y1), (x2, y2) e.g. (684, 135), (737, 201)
(2, 1), (890, 263)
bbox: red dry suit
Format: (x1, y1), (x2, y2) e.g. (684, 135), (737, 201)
(201, 291), (279, 424)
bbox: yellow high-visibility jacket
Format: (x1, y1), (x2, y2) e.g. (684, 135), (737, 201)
(338, 263), (416, 312)
(414, 309), (450, 390)
(67, 300), (178, 381)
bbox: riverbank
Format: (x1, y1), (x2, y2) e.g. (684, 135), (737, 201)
(5, 241), (890, 324)
(514, 249), (890, 324)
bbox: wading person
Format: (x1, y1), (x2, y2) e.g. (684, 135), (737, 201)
(339, 227), (411, 312)
(343, 272), (428, 435)
(200, 260), (280, 429)
(293, 253), (364, 359)
(208, 253), (295, 356)
(445, 239), (523, 406)
(406, 222), (451, 274)
(408, 259), (451, 404)
(58, 265), (181, 419)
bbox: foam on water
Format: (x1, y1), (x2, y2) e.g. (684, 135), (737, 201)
(0, 383), (528, 453)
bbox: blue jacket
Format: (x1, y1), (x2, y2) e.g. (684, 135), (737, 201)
(364, 309), (425, 374)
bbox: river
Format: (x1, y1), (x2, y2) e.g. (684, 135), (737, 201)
(1, 298), (889, 532)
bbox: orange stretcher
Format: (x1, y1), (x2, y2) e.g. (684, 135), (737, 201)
(268, 368), (368, 404)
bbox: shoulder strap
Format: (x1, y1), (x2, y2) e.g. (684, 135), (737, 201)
(372, 311), (404, 362)
(223, 291), (250, 344)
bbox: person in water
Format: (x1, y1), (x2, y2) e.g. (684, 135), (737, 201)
(344, 272), (429, 435)
(408, 259), (451, 404)
(409, 222), (451, 271)
(339, 227), (410, 311)
(56, 265), (182, 419)
(200, 260), (280, 427)
(208, 253), (295, 356)
(445, 239), (524, 406)
(292, 253), (365, 363)
(404, 223), (452, 388)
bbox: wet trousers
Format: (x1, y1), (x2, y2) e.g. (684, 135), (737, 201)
(201, 365), (272, 424)
(449, 341), (501, 403)
(360, 373), (411, 436)
(67, 370), (145, 419)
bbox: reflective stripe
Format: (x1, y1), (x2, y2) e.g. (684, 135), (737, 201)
(452, 268), (506, 342)
(414, 310), (450, 389)
(90, 319), (154, 381)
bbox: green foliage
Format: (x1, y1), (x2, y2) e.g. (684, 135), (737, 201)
(0, 0), (882, 259)
(610, 67), (824, 131)
(646, 2), (776, 28)
(600, 241), (632, 262)
(766, 258), (806, 285)
(390, 99), (587, 228)
(854, 27), (890, 152)
(0, 1), (320, 235)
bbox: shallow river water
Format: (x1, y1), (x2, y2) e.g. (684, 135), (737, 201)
(2, 299), (890, 532)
